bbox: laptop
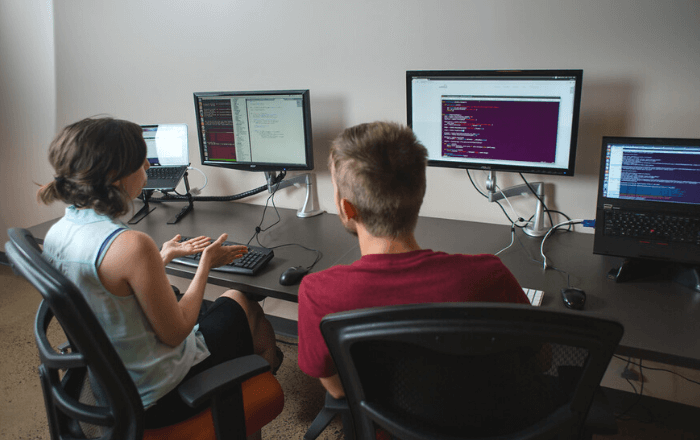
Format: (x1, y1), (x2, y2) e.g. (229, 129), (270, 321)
(141, 124), (189, 191)
(593, 136), (700, 267)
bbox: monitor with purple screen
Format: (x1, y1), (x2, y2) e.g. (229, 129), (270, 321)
(407, 70), (583, 176)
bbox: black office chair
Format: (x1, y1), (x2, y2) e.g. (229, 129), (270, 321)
(5, 228), (284, 439)
(315, 302), (623, 440)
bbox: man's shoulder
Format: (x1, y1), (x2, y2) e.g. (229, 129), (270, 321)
(301, 263), (355, 287)
(423, 249), (505, 265)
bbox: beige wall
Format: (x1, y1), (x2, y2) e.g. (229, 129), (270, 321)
(48, 1), (700, 235)
(3, 1), (699, 242)
(0, 0), (62, 245)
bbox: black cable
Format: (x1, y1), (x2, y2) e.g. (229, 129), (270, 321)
(466, 169), (488, 198)
(514, 227), (547, 267)
(527, 210), (574, 231)
(149, 183), (269, 202)
(265, 243), (323, 271)
(246, 185), (282, 246)
(142, 172), (287, 203)
(615, 358), (655, 423)
(545, 210), (572, 223)
(613, 355), (700, 386)
(246, 178), (323, 271)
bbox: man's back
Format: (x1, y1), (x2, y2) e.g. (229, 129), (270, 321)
(298, 249), (528, 378)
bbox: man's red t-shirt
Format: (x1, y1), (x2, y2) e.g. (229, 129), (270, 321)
(297, 249), (529, 378)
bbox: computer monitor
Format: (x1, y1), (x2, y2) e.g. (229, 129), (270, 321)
(593, 136), (700, 270)
(407, 70), (583, 176)
(193, 90), (313, 172)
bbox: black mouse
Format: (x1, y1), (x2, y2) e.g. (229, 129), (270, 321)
(279, 266), (309, 286)
(561, 287), (586, 310)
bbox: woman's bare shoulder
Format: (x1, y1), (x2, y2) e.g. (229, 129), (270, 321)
(106, 229), (159, 260)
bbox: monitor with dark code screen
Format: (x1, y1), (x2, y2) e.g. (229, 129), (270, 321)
(594, 136), (700, 268)
(193, 90), (313, 172)
(407, 70), (583, 176)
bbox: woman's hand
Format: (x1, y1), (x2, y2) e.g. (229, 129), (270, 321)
(200, 233), (248, 268)
(160, 234), (210, 265)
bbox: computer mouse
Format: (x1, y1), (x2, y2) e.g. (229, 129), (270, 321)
(561, 287), (586, 310)
(279, 266), (309, 286)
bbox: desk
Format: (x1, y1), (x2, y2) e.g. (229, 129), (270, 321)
(29, 201), (358, 303)
(28, 200), (700, 370)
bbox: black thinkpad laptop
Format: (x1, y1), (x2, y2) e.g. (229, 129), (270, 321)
(141, 124), (189, 191)
(593, 136), (700, 267)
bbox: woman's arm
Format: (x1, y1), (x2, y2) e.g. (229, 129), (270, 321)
(98, 231), (246, 347)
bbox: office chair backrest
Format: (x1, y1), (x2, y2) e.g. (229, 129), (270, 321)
(5, 228), (144, 439)
(321, 303), (624, 440)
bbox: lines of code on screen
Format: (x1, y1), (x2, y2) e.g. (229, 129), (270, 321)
(618, 150), (700, 204)
(200, 99), (237, 161)
(441, 98), (560, 163)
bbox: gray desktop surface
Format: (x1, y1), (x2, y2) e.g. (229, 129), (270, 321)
(337, 216), (700, 370)
(136, 201), (359, 302)
(27, 202), (700, 370)
(29, 201), (358, 303)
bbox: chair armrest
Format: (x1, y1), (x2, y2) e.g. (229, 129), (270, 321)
(177, 354), (271, 408)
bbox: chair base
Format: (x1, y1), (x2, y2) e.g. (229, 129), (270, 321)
(304, 392), (354, 440)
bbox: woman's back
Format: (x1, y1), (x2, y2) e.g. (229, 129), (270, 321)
(43, 205), (208, 408)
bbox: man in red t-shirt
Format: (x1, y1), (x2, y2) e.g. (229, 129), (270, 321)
(298, 121), (529, 398)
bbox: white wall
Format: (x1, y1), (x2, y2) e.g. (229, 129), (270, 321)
(0, 0), (61, 245)
(46, 0), (700, 235)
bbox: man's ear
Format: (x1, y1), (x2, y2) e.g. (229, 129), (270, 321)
(340, 198), (358, 221)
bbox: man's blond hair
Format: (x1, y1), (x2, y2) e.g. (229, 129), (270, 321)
(329, 121), (428, 237)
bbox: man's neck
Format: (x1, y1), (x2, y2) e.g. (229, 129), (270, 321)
(357, 226), (421, 256)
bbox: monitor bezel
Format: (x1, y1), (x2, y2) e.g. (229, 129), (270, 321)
(193, 89), (314, 172)
(406, 69), (583, 176)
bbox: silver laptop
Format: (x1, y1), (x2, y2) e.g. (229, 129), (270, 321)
(141, 124), (190, 191)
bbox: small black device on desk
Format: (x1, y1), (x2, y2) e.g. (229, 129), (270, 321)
(279, 266), (309, 286)
(172, 237), (274, 275)
(561, 287), (586, 310)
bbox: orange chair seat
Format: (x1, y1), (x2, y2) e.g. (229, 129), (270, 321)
(144, 371), (284, 439)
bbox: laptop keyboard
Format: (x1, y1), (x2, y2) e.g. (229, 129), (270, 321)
(171, 237), (274, 275)
(523, 287), (544, 307)
(147, 167), (183, 180)
(604, 210), (700, 245)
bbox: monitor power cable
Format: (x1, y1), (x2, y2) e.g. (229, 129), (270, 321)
(186, 166), (207, 195)
(540, 219), (583, 270)
(246, 177), (323, 273)
(611, 354), (700, 425)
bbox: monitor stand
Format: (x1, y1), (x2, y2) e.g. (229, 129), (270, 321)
(167, 172), (194, 224)
(264, 172), (324, 218)
(608, 258), (700, 293)
(128, 190), (156, 224)
(485, 171), (548, 237)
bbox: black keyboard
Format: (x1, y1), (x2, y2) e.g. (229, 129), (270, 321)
(171, 237), (274, 275)
(604, 210), (700, 245)
(147, 167), (183, 180)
